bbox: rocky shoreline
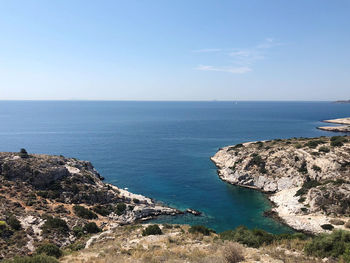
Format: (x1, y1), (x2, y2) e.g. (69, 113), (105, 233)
(0, 151), (181, 259)
(211, 136), (350, 234)
(317, 117), (350, 133)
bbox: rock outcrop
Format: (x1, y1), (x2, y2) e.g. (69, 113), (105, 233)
(0, 151), (179, 260)
(211, 136), (350, 233)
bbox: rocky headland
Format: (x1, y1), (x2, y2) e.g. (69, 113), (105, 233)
(318, 117), (350, 133)
(0, 150), (179, 260)
(211, 136), (350, 234)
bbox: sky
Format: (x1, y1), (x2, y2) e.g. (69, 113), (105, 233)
(0, 0), (349, 101)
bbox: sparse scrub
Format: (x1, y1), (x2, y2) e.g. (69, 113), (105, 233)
(189, 225), (215, 236)
(2, 254), (59, 263)
(295, 179), (321, 196)
(305, 230), (350, 258)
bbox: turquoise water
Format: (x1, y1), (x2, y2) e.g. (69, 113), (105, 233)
(0, 101), (349, 233)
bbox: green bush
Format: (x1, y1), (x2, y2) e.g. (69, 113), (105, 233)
(7, 216), (22, 231)
(92, 205), (113, 216)
(188, 225), (215, 236)
(73, 205), (98, 219)
(330, 136), (347, 147)
(321, 224), (334, 231)
(319, 146), (330, 153)
(133, 198), (140, 204)
(305, 230), (350, 258)
(73, 226), (84, 237)
(116, 203), (127, 215)
(312, 165), (322, 172)
(83, 222), (101, 233)
(295, 179), (321, 196)
(19, 148), (29, 159)
(305, 140), (325, 149)
(142, 225), (162, 236)
(2, 254), (59, 263)
(36, 243), (62, 258)
(42, 217), (68, 233)
(7, 218), (21, 231)
(220, 226), (274, 248)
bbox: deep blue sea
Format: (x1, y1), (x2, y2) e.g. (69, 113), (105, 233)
(0, 101), (349, 233)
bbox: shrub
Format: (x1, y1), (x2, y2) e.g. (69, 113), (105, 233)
(42, 217), (68, 233)
(142, 225), (162, 236)
(330, 136), (347, 147)
(312, 165), (322, 172)
(73, 226), (84, 237)
(223, 243), (245, 263)
(321, 224), (334, 231)
(295, 143), (303, 149)
(305, 140), (325, 149)
(298, 197), (306, 203)
(298, 161), (308, 174)
(19, 148), (29, 158)
(133, 198), (140, 204)
(295, 179), (321, 196)
(305, 230), (350, 258)
(7, 216), (22, 230)
(36, 243), (62, 258)
(92, 205), (113, 216)
(116, 203), (127, 215)
(83, 222), (101, 234)
(220, 226), (274, 248)
(319, 146), (330, 153)
(188, 225), (215, 236)
(73, 205), (98, 219)
(2, 254), (59, 263)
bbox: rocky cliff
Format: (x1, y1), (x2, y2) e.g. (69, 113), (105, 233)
(0, 151), (178, 260)
(211, 136), (350, 233)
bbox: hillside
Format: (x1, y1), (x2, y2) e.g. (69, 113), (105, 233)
(211, 136), (350, 233)
(0, 150), (178, 260)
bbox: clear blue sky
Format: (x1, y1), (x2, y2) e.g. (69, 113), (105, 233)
(0, 0), (349, 100)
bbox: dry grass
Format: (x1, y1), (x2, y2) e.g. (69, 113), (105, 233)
(60, 224), (321, 263)
(223, 243), (244, 263)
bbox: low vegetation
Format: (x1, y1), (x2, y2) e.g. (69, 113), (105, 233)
(188, 225), (215, 236)
(142, 224), (162, 236)
(73, 205), (98, 219)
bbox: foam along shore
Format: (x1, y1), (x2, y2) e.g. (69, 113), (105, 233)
(318, 117), (350, 132)
(211, 136), (350, 234)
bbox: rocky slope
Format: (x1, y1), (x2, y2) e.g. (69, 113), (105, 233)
(211, 136), (350, 233)
(0, 150), (179, 260)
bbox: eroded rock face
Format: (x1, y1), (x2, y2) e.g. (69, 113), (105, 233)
(211, 136), (350, 233)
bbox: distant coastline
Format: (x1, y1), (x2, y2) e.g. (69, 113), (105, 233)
(317, 117), (350, 133)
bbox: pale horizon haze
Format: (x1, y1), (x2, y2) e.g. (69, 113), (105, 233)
(0, 0), (349, 101)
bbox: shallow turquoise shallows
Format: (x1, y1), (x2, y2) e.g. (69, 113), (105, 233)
(0, 101), (349, 233)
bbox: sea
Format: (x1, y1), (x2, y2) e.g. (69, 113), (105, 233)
(0, 101), (349, 233)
